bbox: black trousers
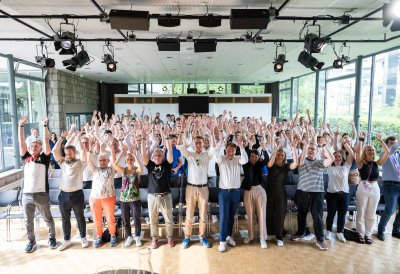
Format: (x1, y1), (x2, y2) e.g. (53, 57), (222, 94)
(58, 190), (86, 240)
(295, 190), (324, 242)
(266, 187), (287, 240)
(114, 177), (122, 189)
(83, 180), (92, 189)
(326, 192), (349, 233)
(121, 200), (142, 237)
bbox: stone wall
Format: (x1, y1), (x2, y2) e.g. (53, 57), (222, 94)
(45, 69), (99, 134)
(0, 169), (23, 189)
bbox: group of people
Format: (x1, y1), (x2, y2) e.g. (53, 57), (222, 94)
(17, 108), (400, 253)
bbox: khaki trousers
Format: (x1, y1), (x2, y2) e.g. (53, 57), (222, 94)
(244, 185), (267, 240)
(185, 185), (209, 237)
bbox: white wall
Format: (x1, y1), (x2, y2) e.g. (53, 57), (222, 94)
(115, 103), (271, 120)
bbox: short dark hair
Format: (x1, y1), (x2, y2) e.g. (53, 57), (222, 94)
(385, 136), (396, 144)
(64, 145), (77, 153)
(226, 142), (237, 149)
(194, 135), (204, 141)
(169, 134), (177, 139)
(249, 149), (259, 157)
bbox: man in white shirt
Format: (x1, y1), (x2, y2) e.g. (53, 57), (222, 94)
(25, 127), (41, 148)
(214, 141), (248, 252)
(177, 133), (215, 249)
(52, 131), (88, 251)
(19, 116), (57, 253)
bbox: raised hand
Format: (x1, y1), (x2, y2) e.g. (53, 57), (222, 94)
(19, 116), (28, 127)
(60, 130), (68, 139)
(42, 116), (49, 125)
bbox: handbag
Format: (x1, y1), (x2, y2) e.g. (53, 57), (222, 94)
(343, 228), (359, 242)
(348, 169), (360, 185)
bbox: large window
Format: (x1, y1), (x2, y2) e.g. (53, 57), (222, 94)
(279, 80), (291, 119)
(239, 84), (265, 94)
(370, 50), (400, 150)
(278, 47), (400, 153)
(0, 56), (12, 171)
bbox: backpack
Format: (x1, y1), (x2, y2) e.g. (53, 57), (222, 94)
(101, 226), (119, 242)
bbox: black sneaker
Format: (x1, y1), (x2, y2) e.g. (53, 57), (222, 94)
(377, 232), (385, 241)
(392, 232), (400, 239)
(25, 241), (37, 253)
(48, 238), (57, 249)
(290, 233), (305, 241)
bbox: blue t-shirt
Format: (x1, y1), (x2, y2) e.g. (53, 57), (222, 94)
(381, 143), (400, 182)
(159, 145), (183, 176)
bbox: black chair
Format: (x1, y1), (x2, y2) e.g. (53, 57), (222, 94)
(48, 178), (61, 189)
(171, 188), (181, 235)
(0, 189), (20, 242)
(207, 187), (219, 236)
(285, 185), (298, 233)
(139, 188), (149, 218)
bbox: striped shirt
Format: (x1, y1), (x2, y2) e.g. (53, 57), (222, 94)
(298, 158), (326, 192)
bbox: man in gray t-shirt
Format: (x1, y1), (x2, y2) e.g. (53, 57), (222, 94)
(378, 137), (400, 240)
(290, 142), (334, 251)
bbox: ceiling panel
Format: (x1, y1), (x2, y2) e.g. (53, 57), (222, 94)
(0, 0), (396, 84)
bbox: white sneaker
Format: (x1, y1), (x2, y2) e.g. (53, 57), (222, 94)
(124, 236), (133, 247)
(218, 241), (226, 252)
(212, 215), (218, 224)
(266, 235), (276, 241)
(81, 237), (89, 248)
(336, 233), (346, 243)
(243, 237), (253, 244)
(226, 236), (236, 247)
(325, 231), (331, 241)
(135, 236), (143, 247)
(348, 214), (354, 221)
(58, 240), (71, 251)
(276, 240), (284, 247)
(260, 239), (267, 249)
(145, 217), (150, 225)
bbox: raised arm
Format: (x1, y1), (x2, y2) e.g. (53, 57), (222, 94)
(42, 117), (51, 155)
(111, 145), (126, 174)
(238, 139), (249, 165)
(86, 142), (96, 173)
(165, 136), (173, 164)
(322, 146), (335, 167)
(376, 133), (390, 166)
(355, 131), (366, 169)
(342, 141), (354, 165)
(18, 116), (28, 156)
(141, 133), (149, 165)
(52, 130), (67, 163)
(298, 141), (308, 167)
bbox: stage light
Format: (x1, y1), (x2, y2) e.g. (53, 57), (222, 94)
(333, 58), (343, 69)
(102, 54), (117, 72)
(304, 33), (330, 53)
(62, 48), (90, 71)
(298, 51), (324, 71)
(383, 0), (400, 31)
(54, 31), (76, 55)
(35, 56), (55, 68)
(273, 54), (287, 72)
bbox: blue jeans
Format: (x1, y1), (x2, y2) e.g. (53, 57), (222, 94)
(378, 181), (400, 234)
(219, 189), (240, 241)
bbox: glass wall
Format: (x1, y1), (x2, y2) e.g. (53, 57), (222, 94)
(278, 47), (400, 153)
(279, 80), (291, 119)
(0, 54), (45, 172)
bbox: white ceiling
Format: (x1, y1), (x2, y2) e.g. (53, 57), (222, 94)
(0, 0), (398, 84)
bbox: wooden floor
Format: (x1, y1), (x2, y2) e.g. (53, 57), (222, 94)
(1, 213), (400, 274)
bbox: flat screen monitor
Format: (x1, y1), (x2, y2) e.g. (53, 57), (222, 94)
(178, 96), (209, 114)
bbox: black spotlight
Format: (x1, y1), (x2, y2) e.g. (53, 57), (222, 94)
(62, 49), (90, 71)
(333, 58), (343, 69)
(383, 0), (400, 31)
(298, 51), (324, 71)
(273, 54), (287, 72)
(54, 31), (76, 55)
(35, 56), (55, 68)
(304, 33), (330, 53)
(102, 54), (117, 72)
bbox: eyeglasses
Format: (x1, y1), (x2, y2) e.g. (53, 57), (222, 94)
(308, 148), (317, 151)
(154, 154), (163, 157)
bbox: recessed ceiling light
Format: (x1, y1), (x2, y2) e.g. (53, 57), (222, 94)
(238, 63), (244, 66)
(186, 63), (193, 65)
(96, 72), (102, 74)
(171, 68), (177, 71)
(186, 48), (194, 50)
(166, 56), (173, 59)
(115, 47), (124, 51)
(255, 47), (265, 50)
(228, 72), (235, 75)
(188, 72), (192, 75)
(206, 56), (213, 59)
(107, 76), (112, 78)
(84, 67), (91, 69)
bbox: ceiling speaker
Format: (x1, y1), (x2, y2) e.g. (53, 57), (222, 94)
(199, 15), (222, 27)
(194, 39), (217, 53)
(109, 10), (150, 30)
(230, 9), (269, 29)
(157, 38), (180, 51)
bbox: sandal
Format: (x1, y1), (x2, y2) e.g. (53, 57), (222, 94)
(357, 234), (365, 244)
(365, 236), (373, 245)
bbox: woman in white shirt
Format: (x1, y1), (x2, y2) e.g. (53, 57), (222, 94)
(325, 141), (354, 243)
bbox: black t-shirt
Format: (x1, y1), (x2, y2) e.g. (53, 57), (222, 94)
(267, 163), (291, 191)
(21, 151), (51, 193)
(146, 160), (172, 194)
(359, 161), (379, 181)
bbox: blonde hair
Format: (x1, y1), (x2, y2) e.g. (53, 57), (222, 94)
(361, 144), (375, 164)
(98, 152), (110, 161)
(275, 148), (287, 165)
